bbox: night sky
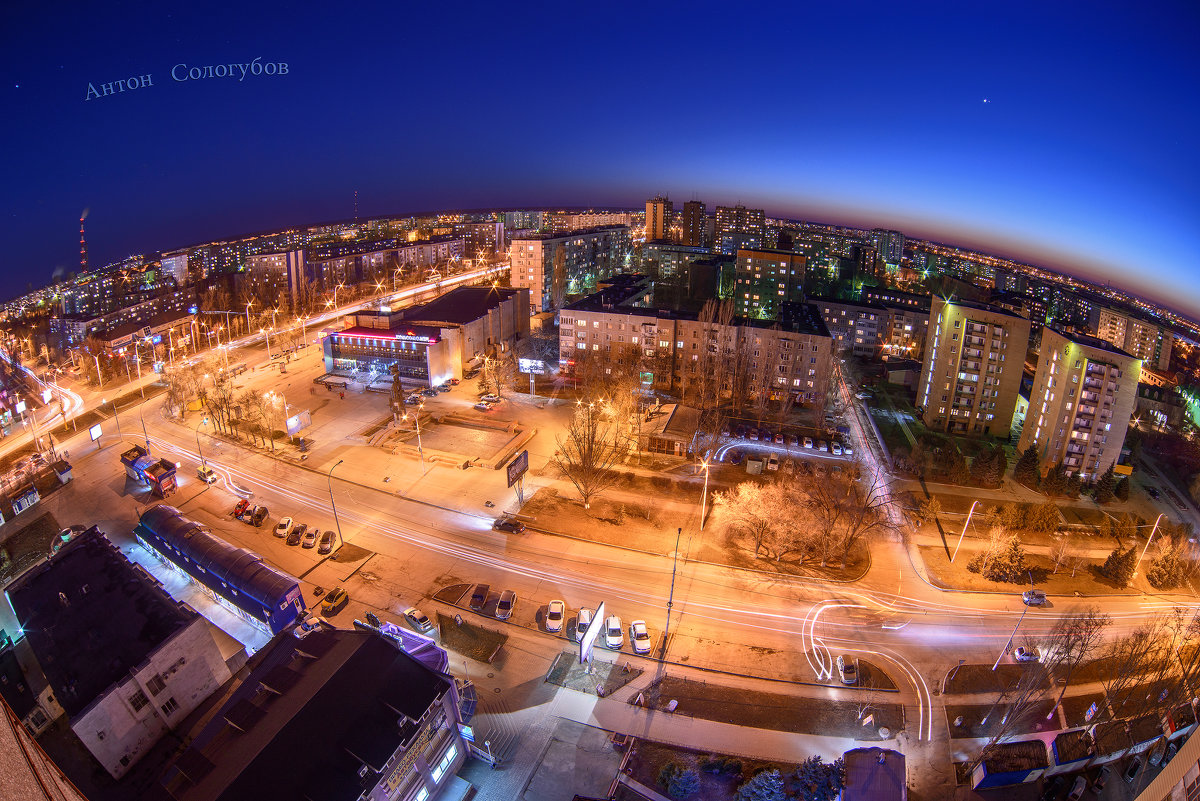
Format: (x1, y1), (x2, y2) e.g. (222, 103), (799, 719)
(3, 2), (1198, 316)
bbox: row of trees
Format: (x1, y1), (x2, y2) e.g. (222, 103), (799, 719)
(1013, 446), (1131, 502)
(713, 470), (893, 567)
(162, 359), (288, 451)
(658, 757), (844, 801)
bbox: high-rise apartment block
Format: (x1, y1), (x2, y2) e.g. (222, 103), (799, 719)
(681, 200), (706, 247)
(734, 249), (806, 319)
(714, 205), (765, 254)
(1017, 328), (1140, 480)
(870, 228), (905, 264)
(917, 297), (1031, 437)
(812, 297), (888, 358)
(646, 196), (673, 242)
(1091, 307), (1173, 372)
(508, 225), (631, 313)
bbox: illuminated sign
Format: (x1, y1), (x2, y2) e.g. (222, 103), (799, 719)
(506, 450), (528, 488)
(518, 358), (545, 375)
(188, 305), (199, 315)
(41, 389), (52, 403)
(579, 600), (606, 665)
(89, 423), (103, 441)
(15, 400), (26, 415)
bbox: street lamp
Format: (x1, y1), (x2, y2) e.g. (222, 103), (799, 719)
(402, 403), (426, 473)
(333, 282), (345, 309)
(698, 460), (711, 530)
(244, 300), (254, 334)
(951, 500), (980, 563)
(328, 459), (345, 549)
(1132, 513), (1167, 580)
(196, 416), (209, 468)
(262, 329), (273, 359)
(104, 397), (123, 440)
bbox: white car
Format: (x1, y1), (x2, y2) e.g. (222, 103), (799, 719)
(837, 654), (858, 685)
(604, 615), (623, 650)
(843, 442), (854, 456)
(1013, 646), (1039, 662)
(274, 517), (294, 538)
(803, 437), (813, 449)
(831, 442), (843, 456)
(575, 607), (593, 642)
(479, 393), (501, 404)
(629, 620), (651, 654)
(545, 600), (565, 633)
(403, 607), (434, 633)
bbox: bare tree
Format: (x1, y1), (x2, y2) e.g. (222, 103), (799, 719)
(1049, 536), (1077, 574)
(552, 401), (623, 509)
(967, 661), (1053, 774)
(1045, 607), (1111, 713)
(802, 468), (896, 567)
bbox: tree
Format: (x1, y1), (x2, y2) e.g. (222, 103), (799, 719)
(1042, 461), (1069, 497)
(552, 401), (623, 509)
(1147, 536), (1188, 589)
(736, 769), (786, 801)
(1014, 445), (1040, 487)
(714, 481), (801, 561)
(1098, 546), (1137, 587)
(1026, 501), (1061, 535)
(1049, 536), (1076, 574)
(801, 469), (895, 567)
(1114, 476), (1130, 501)
(916, 496), (942, 526)
(1045, 607), (1111, 711)
(968, 533), (1028, 583)
(658, 763), (700, 799)
(1093, 465), (1116, 503)
(793, 756), (845, 801)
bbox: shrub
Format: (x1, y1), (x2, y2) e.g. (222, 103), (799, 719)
(736, 769), (786, 801)
(1099, 546), (1137, 587)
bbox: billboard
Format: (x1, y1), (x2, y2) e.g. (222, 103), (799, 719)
(518, 358), (545, 375)
(285, 410), (313, 435)
(579, 600), (606, 665)
(506, 449), (528, 487)
(15, 400), (26, 415)
(89, 423), (102, 441)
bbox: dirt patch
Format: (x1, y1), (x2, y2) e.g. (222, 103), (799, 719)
(436, 612), (507, 663)
(627, 739), (801, 801)
(1061, 692), (1106, 728)
(918, 545), (1139, 596)
(946, 700), (1059, 739)
(330, 542), (371, 563)
(545, 651), (643, 695)
(433, 583), (471, 605)
(643, 676), (903, 740)
(944, 664), (1049, 696)
(520, 487), (674, 550)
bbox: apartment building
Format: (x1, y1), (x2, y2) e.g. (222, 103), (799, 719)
(734, 248), (807, 319)
(645, 196), (673, 241)
(560, 275), (833, 409)
(917, 297), (1032, 437)
(812, 297), (887, 358)
(1017, 328), (1140, 480)
(880, 302), (930, 362)
(681, 200), (706, 247)
(508, 225), (631, 313)
(1092, 307), (1173, 372)
(714, 205), (765, 254)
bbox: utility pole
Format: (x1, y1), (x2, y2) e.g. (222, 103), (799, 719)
(661, 527), (682, 663)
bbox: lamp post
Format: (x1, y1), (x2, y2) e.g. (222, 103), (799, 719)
(661, 527), (683, 663)
(244, 300), (254, 334)
(105, 397), (123, 440)
(196, 416), (208, 468)
(328, 459), (345, 549)
(262, 329), (273, 359)
(951, 500), (981, 563)
(403, 403), (426, 473)
(94, 353), (103, 388)
(698, 460), (711, 530)
(333, 282), (345, 309)
(993, 603), (1030, 671)
(1132, 513), (1166, 580)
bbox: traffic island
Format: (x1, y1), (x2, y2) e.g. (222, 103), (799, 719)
(545, 651), (644, 696)
(945, 700), (1059, 739)
(639, 676), (903, 740)
(625, 740), (803, 801)
(436, 612), (506, 663)
(943, 663), (1049, 695)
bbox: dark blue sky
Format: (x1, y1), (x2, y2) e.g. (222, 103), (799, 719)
(3, 1), (1198, 316)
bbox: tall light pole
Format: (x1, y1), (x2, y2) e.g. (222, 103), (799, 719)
(105, 397), (123, 441)
(333, 282), (345, 309)
(951, 500), (981, 563)
(244, 300), (254, 334)
(328, 459), (345, 549)
(196, 416), (209, 468)
(262, 329), (273, 359)
(993, 604), (1030, 671)
(660, 527), (683, 663)
(698, 461), (711, 530)
(1132, 513), (1167, 580)
(403, 403), (426, 473)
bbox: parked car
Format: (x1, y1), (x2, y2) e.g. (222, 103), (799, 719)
(1147, 487), (1160, 499)
(803, 437), (814, 449)
(604, 615), (623, 649)
(727, 450), (745, 466)
(318, 530), (335, 554)
(1123, 757), (1143, 783)
(438, 382), (452, 392)
(575, 607), (593, 642)
(405, 394), (422, 405)
(197, 465), (218, 484)
(1066, 775), (1086, 801)
(366, 612), (381, 628)
(321, 587), (349, 616)
(788, 433), (799, 447)
(474, 401), (494, 412)
(843, 442), (854, 456)
(274, 517), (294, 538)
(629, 620), (651, 654)
(748, 429), (759, 441)
(469, 584), (490, 611)
(448, 378), (461, 385)
(293, 614), (321, 639)
(493, 517), (526, 534)
(1013, 646), (1039, 662)
(817, 440), (828, 452)
(1022, 590), (1048, 606)
(302, 528), (318, 548)
(545, 600), (565, 632)
(1091, 765), (1111, 791)
(286, 527), (303, 546)
(480, 393), (501, 403)
(856, 391), (871, 400)
(837, 655), (858, 685)
(774, 432), (784, 444)
(831, 442), (843, 456)
(1040, 775), (1065, 801)
(233, 499), (250, 518)
(496, 590), (517, 620)
(766, 454), (780, 471)
(404, 607), (434, 633)
(421, 387), (439, 397)
(251, 506), (269, 527)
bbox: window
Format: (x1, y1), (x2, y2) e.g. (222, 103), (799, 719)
(129, 690), (150, 712)
(160, 697), (180, 716)
(147, 674), (166, 696)
(431, 743), (459, 783)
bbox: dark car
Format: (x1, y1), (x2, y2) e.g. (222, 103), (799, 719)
(1123, 757), (1143, 783)
(1066, 775), (1086, 801)
(251, 506), (269, 527)
(1148, 487), (1161, 499)
(422, 387), (439, 397)
(493, 517), (526, 534)
(1040, 775), (1065, 801)
(469, 583), (490, 611)
(321, 587), (349, 616)
(438, 383), (452, 392)
(286, 526), (303, 546)
(1090, 765), (1110, 792)
(317, 530), (335, 554)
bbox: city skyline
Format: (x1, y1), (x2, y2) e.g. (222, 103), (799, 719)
(2, 1), (1197, 315)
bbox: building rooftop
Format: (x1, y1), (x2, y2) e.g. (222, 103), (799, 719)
(509, 224), (629, 242)
(402, 285), (523, 326)
(0, 642), (36, 719)
(161, 628), (452, 801)
(6, 528), (196, 718)
(809, 295), (890, 312)
(1045, 326), (1136, 360)
(935, 295), (1030, 321)
(979, 739), (1049, 774)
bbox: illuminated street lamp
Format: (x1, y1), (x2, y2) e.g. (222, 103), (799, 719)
(196, 416), (209, 469)
(698, 460), (711, 530)
(104, 397), (123, 440)
(1132, 513), (1167, 580)
(402, 402), (426, 473)
(262, 329), (273, 359)
(951, 500), (980, 563)
(244, 300), (254, 334)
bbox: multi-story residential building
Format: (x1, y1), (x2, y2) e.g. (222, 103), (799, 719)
(57, 259), (178, 319)
(454, 220), (506, 256)
(502, 210), (549, 230)
(508, 225), (631, 313)
(917, 297), (1031, 437)
(734, 249), (807, 319)
(1092, 307), (1174, 372)
(646, 196), (673, 242)
(713, 205), (765, 254)
(1017, 328), (1140, 479)
(159, 251), (190, 285)
(559, 275), (833, 410)
(50, 288), (197, 350)
(159, 625), (469, 801)
(812, 297), (888, 358)
(870, 228), (905, 264)
(864, 287), (931, 311)
(681, 200), (706, 247)
(640, 242), (712, 279)
(5, 528), (240, 779)
(550, 210), (634, 233)
(880, 302), (930, 362)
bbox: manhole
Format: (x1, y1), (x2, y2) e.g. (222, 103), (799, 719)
(878, 727), (891, 738)
(493, 688), (501, 694)
(487, 673), (494, 678)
